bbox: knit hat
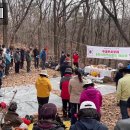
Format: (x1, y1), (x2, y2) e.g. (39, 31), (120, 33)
(80, 101), (97, 110)
(8, 101), (17, 111)
(65, 68), (72, 74)
(40, 103), (57, 120)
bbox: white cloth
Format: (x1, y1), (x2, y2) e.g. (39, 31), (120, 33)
(84, 66), (116, 78)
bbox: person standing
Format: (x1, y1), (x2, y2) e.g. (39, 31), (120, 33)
(60, 68), (73, 118)
(73, 51), (79, 68)
(14, 48), (21, 73)
(114, 97), (130, 130)
(33, 46), (39, 69)
(4, 49), (11, 76)
(117, 67), (130, 119)
(26, 49), (32, 73)
(68, 69), (84, 125)
(20, 47), (25, 69)
(35, 70), (52, 120)
(60, 51), (66, 66)
(60, 60), (72, 77)
(80, 78), (102, 120)
(114, 63), (124, 89)
(40, 48), (46, 70)
(0, 55), (5, 96)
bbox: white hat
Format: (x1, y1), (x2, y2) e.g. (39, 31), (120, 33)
(83, 79), (93, 85)
(40, 70), (49, 77)
(80, 101), (97, 110)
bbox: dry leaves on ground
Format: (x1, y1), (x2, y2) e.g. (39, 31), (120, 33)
(2, 67), (120, 129)
(2, 67), (60, 87)
(102, 93), (120, 130)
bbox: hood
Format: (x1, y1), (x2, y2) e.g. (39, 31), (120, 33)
(37, 76), (48, 83)
(85, 87), (98, 99)
(37, 120), (58, 129)
(75, 118), (99, 129)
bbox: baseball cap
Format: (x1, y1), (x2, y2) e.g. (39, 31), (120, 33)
(80, 101), (97, 110)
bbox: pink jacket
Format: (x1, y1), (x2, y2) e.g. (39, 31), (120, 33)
(80, 86), (102, 113)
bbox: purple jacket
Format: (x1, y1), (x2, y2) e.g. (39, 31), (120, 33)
(80, 86), (102, 113)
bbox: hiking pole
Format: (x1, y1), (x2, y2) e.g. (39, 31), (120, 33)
(9, 90), (17, 104)
(0, 90), (17, 126)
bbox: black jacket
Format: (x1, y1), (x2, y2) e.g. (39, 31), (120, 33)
(70, 118), (108, 130)
(60, 63), (72, 77)
(114, 70), (123, 87)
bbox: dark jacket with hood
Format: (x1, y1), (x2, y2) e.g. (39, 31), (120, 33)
(60, 62), (72, 77)
(70, 118), (108, 130)
(2, 111), (23, 130)
(33, 120), (65, 130)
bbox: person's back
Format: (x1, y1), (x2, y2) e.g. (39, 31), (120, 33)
(70, 118), (108, 130)
(80, 87), (102, 113)
(114, 118), (130, 130)
(60, 62), (72, 77)
(70, 101), (108, 130)
(69, 75), (83, 104)
(33, 103), (65, 130)
(2, 102), (23, 129)
(33, 120), (65, 130)
(35, 75), (52, 98)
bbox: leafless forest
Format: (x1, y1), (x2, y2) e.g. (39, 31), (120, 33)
(1, 0), (130, 67)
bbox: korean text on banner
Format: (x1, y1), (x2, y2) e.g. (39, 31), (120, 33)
(87, 45), (130, 60)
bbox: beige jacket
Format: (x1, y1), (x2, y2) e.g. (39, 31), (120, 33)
(117, 74), (130, 103)
(68, 76), (84, 103)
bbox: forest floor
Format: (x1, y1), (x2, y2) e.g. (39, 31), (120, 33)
(2, 66), (119, 130)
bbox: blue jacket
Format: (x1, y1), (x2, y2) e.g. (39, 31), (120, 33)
(70, 118), (108, 130)
(40, 50), (46, 61)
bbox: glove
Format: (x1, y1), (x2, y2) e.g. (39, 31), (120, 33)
(0, 102), (7, 109)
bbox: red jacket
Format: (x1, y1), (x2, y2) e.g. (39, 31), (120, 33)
(60, 74), (72, 99)
(73, 54), (79, 63)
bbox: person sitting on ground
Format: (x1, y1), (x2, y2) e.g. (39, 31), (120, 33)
(80, 78), (102, 120)
(70, 101), (108, 130)
(114, 97), (130, 130)
(33, 103), (65, 130)
(2, 102), (27, 130)
(114, 63), (124, 89)
(60, 68), (73, 119)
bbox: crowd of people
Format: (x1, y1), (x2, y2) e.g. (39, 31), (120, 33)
(0, 47), (130, 130)
(0, 45), (48, 94)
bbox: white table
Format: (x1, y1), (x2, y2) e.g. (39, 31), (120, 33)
(84, 66), (116, 78)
